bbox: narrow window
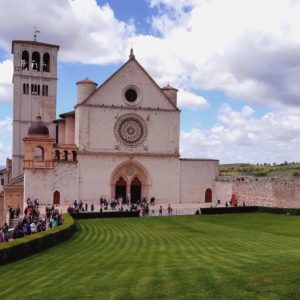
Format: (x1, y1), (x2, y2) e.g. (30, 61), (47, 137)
(55, 150), (60, 161)
(37, 85), (40, 96)
(1, 178), (4, 186)
(31, 51), (40, 71)
(26, 84), (29, 94)
(72, 151), (77, 162)
(63, 150), (68, 161)
(43, 53), (50, 72)
(21, 50), (29, 70)
(23, 83), (26, 94)
(42, 85), (48, 96)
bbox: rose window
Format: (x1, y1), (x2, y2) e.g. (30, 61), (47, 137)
(114, 114), (147, 147)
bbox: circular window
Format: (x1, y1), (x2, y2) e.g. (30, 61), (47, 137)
(123, 85), (141, 105)
(125, 89), (137, 102)
(114, 114), (148, 147)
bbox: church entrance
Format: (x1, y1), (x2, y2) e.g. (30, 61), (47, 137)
(115, 177), (127, 204)
(130, 177), (141, 204)
(111, 161), (151, 204)
(53, 191), (60, 205)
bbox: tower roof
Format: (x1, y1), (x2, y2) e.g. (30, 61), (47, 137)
(76, 79), (97, 85)
(161, 84), (178, 91)
(28, 116), (49, 136)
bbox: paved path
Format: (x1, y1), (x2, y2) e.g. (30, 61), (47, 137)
(38, 202), (221, 217)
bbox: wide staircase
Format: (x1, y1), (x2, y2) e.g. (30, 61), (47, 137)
(9, 217), (19, 228)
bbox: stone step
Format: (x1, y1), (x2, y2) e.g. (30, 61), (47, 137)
(9, 218), (19, 227)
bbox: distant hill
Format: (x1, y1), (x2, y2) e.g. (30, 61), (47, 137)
(220, 162), (300, 178)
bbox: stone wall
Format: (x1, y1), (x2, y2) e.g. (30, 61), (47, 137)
(216, 176), (300, 208)
(3, 185), (24, 226)
(24, 162), (77, 206)
(179, 159), (219, 203)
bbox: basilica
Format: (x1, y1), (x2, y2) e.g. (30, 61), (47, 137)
(0, 39), (219, 224)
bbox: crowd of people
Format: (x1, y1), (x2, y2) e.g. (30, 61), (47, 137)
(0, 198), (63, 243)
(66, 196), (175, 218)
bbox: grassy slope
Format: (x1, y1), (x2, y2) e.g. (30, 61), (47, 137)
(0, 214), (300, 299)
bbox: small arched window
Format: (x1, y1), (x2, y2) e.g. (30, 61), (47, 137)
(32, 51), (40, 71)
(72, 151), (77, 162)
(205, 188), (212, 203)
(21, 50), (29, 70)
(55, 150), (60, 161)
(34, 146), (44, 161)
(63, 150), (68, 161)
(43, 53), (50, 72)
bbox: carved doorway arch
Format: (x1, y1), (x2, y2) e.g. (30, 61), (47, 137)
(110, 160), (151, 202)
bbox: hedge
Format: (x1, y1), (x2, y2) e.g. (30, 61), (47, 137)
(258, 207), (300, 215)
(201, 206), (300, 215)
(70, 211), (140, 219)
(0, 213), (76, 265)
(201, 206), (259, 215)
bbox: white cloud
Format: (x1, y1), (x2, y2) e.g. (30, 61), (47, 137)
(0, 59), (13, 102)
(0, 117), (12, 132)
(0, 143), (11, 167)
(0, 117), (12, 165)
(177, 89), (208, 110)
(180, 104), (300, 163)
(1, 0), (299, 108)
(0, 0), (135, 64)
(133, 0), (300, 108)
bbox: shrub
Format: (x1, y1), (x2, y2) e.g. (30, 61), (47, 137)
(293, 171), (300, 177)
(0, 213), (75, 265)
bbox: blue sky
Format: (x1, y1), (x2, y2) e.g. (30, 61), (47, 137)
(1, 0), (300, 165)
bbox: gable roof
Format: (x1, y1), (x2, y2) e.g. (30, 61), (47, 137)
(75, 55), (179, 111)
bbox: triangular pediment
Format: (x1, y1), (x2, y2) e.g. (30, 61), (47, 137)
(79, 58), (178, 110)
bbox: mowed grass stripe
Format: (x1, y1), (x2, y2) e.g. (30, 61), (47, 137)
(0, 214), (300, 299)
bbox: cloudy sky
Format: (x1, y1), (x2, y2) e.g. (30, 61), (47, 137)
(1, 0), (300, 165)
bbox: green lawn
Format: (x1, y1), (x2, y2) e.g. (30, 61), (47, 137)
(1, 213), (300, 299)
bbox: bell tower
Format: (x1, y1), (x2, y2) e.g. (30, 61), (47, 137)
(11, 40), (59, 178)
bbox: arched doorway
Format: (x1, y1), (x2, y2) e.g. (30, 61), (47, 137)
(130, 177), (141, 204)
(110, 161), (151, 203)
(205, 188), (212, 203)
(115, 177), (127, 204)
(53, 191), (60, 205)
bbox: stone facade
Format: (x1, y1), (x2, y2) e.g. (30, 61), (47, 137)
(7, 41), (218, 209)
